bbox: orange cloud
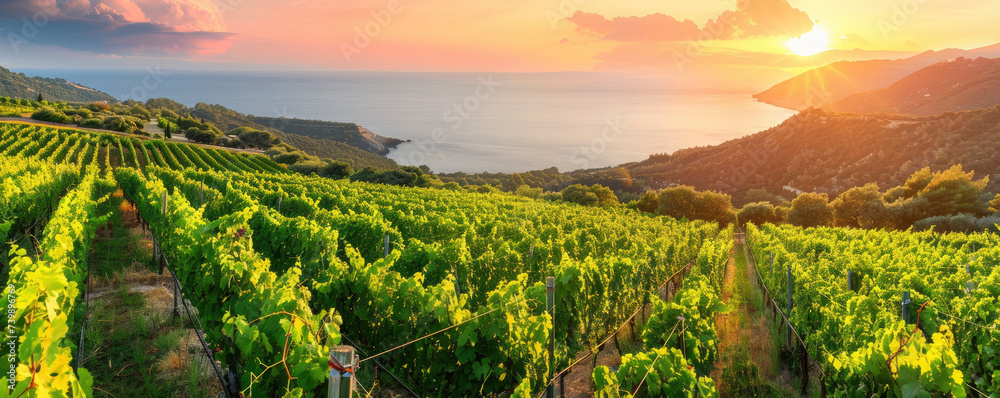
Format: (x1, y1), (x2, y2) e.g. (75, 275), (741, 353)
(706, 0), (813, 39)
(566, 11), (701, 42)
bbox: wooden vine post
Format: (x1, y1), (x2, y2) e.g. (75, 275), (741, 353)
(546, 276), (555, 398)
(800, 344), (808, 395)
(786, 263), (792, 346)
(159, 190), (168, 275)
(901, 292), (911, 324)
(328, 346), (356, 398)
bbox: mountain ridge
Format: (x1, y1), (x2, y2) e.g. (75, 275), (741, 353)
(753, 42), (1000, 110)
(828, 56), (1000, 115)
(623, 106), (1000, 203)
(0, 66), (117, 103)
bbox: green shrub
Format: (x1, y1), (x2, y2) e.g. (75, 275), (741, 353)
(31, 107), (72, 124)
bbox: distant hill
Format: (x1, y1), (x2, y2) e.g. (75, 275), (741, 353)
(753, 43), (1000, 110)
(252, 117), (403, 155)
(0, 66), (116, 103)
(624, 107), (1000, 203)
(186, 103), (399, 169)
(828, 57), (1000, 115)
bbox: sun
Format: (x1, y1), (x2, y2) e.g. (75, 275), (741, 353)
(786, 25), (830, 56)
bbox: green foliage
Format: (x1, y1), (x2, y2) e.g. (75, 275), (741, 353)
(349, 166), (435, 187)
(100, 115), (146, 134)
(166, 166), (725, 395)
(616, 348), (720, 397)
(828, 323), (966, 398)
(273, 151), (305, 165)
(560, 183), (619, 207)
(640, 185), (735, 226)
(514, 185), (542, 199)
(747, 223), (997, 397)
(2, 172), (110, 397)
(31, 106), (72, 124)
(0, 156), (79, 253)
(592, 366), (629, 398)
(116, 168), (340, 396)
(289, 160), (327, 175)
(719, 349), (782, 398)
(641, 275), (729, 376)
(787, 192), (834, 228)
(318, 160), (352, 179)
(737, 201), (785, 227)
(831, 183), (886, 228)
(915, 165), (989, 216)
(439, 167), (572, 192)
(0, 121), (287, 175)
(913, 213), (1000, 234)
(184, 126), (221, 144)
(79, 118), (102, 128)
(230, 127), (278, 149)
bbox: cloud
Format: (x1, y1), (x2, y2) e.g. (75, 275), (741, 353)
(704, 0), (813, 39)
(0, 0), (231, 57)
(567, 0), (814, 43)
(566, 11), (701, 42)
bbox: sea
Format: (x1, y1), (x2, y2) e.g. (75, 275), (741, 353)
(15, 69), (796, 174)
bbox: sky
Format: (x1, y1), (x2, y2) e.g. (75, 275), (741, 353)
(1, 0), (998, 79)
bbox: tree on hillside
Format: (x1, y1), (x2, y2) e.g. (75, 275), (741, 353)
(273, 151), (305, 165)
(230, 127), (278, 149)
(737, 202), (785, 227)
(654, 186), (734, 226)
(36, 93), (43, 102)
(885, 197), (932, 230)
(831, 183), (886, 228)
(902, 167), (935, 199)
(915, 165), (989, 217)
(741, 188), (785, 206)
(991, 194), (1000, 213)
(787, 192), (834, 228)
(164, 124), (172, 139)
(515, 185), (543, 199)
(319, 160), (353, 180)
(635, 191), (659, 214)
(160, 109), (179, 119)
(185, 127), (219, 144)
(561, 184), (598, 207)
(561, 184), (618, 207)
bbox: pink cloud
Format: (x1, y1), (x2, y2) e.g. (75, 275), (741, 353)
(0, 0), (232, 57)
(705, 0), (813, 39)
(568, 0), (814, 44)
(567, 11), (701, 42)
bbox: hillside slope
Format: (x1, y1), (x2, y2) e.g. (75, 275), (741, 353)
(186, 102), (399, 169)
(753, 43), (1000, 110)
(829, 57), (1000, 115)
(626, 107), (1000, 201)
(253, 116), (403, 155)
(0, 66), (117, 103)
